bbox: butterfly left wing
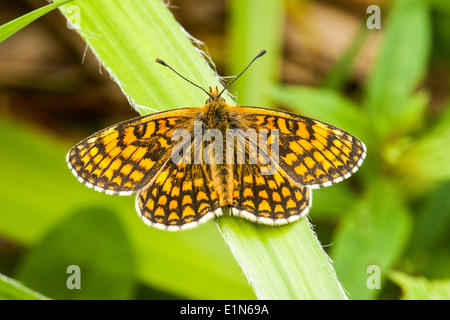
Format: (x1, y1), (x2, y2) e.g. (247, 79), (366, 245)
(67, 107), (201, 195)
(233, 106), (366, 189)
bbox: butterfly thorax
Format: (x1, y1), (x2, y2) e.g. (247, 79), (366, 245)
(198, 87), (236, 207)
(202, 87), (231, 131)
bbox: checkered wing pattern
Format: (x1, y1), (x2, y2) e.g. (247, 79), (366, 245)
(136, 163), (221, 230)
(234, 106), (366, 189)
(67, 108), (201, 195)
(232, 163), (312, 224)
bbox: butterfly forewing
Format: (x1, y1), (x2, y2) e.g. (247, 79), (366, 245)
(67, 108), (201, 195)
(234, 106), (366, 189)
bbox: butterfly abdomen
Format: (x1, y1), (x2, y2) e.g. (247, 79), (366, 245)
(201, 98), (236, 206)
(210, 163), (233, 206)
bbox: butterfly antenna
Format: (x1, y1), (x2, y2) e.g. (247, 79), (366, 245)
(218, 49), (267, 97)
(155, 58), (212, 98)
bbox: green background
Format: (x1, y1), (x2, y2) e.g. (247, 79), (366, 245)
(0, 0), (449, 300)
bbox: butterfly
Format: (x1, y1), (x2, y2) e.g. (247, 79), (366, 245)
(67, 49), (366, 231)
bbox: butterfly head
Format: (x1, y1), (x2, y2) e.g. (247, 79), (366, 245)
(205, 86), (226, 104)
(156, 49), (267, 106)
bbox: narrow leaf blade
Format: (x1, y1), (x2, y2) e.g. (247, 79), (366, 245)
(0, 0), (73, 43)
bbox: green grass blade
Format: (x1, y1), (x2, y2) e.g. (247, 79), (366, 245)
(58, 0), (225, 114)
(226, 1), (346, 299)
(407, 182), (450, 259)
(323, 24), (370, 90)
(0, 273), (49, 300)
(364, 0), (431, 139)
(0, 0), (73, 43)
(55, 0), (346, 299)
(218, 214), (347, 299)
(228, 0), (284, 106)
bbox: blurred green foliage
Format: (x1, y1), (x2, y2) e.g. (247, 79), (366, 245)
(390, 271), (450, 299)
(15, 207), (136, 299)
(1, 0), (449, 300)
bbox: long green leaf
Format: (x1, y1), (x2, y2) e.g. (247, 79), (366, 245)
(55, 0), (347, 299)
(225, 0), (346, 299)
(228, 0), (284, 106)
(407, 182), (450, 259)
(58, 0), (225, 112)
(0, 273), (49, 300)
(218, 214), (347, 299)
(323, 24), (370, 90)
(364, 0), (430, 139)
(55, 0), (257, 299)
(0, 0), (73, 43)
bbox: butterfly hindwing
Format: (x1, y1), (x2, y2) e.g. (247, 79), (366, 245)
(232, 163), (312, 224)
(136, 162), (221, 231)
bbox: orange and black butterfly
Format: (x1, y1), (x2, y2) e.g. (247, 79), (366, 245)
(67, 50), (366, 231)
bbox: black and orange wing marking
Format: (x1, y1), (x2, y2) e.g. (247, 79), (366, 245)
(232, 163), (312, 225)
(67, 108), (201, 195)
(136, 162), (221, 231)
(234, 106), (366, 189)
